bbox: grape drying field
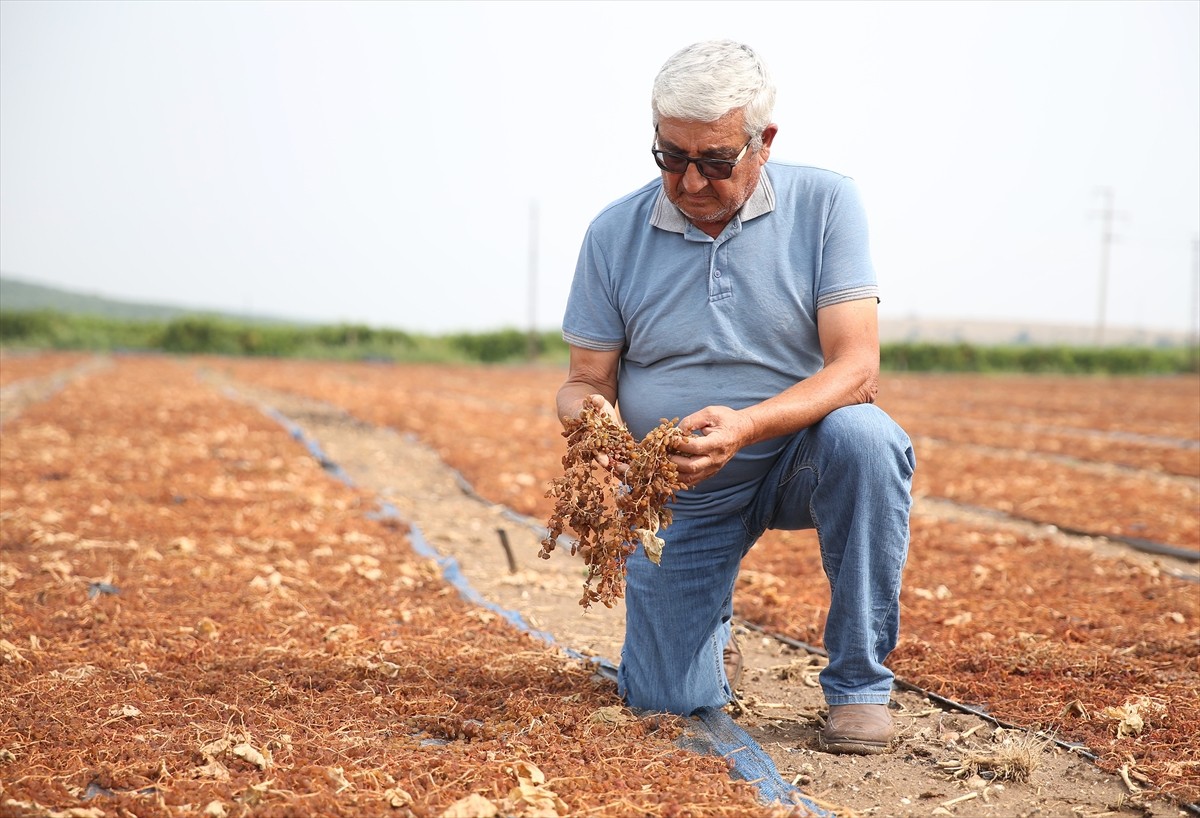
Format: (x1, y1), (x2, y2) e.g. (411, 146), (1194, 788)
(2, 352), (1197, 817)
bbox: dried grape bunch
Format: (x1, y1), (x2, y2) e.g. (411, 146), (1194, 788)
(540, 399), (688, 609)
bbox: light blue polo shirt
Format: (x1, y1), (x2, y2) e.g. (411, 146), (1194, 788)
(562, 161), (879, 516)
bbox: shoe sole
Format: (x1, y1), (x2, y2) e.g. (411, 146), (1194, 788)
(818, 734), (890, 755)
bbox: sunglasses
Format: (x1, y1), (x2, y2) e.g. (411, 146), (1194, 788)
(651, 130), (753, 181)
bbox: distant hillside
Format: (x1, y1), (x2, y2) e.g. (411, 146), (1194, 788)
(0, 274), (296, 325)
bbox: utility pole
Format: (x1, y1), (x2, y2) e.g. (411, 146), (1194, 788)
(1092, 188), (1116, 347)
(1190, 236), (1199, 371)
(526, 198), (539, 361)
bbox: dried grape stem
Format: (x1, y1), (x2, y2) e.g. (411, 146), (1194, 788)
(541, 401), (688, 609)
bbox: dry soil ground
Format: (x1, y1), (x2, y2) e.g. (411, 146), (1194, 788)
(2, 353), (1197, 818)
(217, 375), (1195, 818)
(3, 356), (780, 818)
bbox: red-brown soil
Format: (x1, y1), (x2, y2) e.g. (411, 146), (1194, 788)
(0, 351), (93, 388)
(200, 357), (1200, 807)
(1, 357), (780, 817)
(2, 353), (1198, 818)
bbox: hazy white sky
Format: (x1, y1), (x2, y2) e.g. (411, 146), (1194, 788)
(2, 0), (1198, 335)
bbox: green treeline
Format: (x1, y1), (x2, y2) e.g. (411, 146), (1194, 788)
(881, 341), (1197, 374)
(0, 310), (566, 364)
(1, 309), (1196, 374)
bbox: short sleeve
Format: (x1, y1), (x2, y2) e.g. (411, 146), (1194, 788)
(815, 176), (879, 310)
(561, 227), (627, 351)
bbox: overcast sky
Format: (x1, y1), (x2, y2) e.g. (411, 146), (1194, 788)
(2, 0), (1197, 335)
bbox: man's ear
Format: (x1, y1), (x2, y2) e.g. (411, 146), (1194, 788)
(759, 124), (779, 159)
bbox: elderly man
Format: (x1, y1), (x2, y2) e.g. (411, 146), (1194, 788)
(555, 39), (915, 754)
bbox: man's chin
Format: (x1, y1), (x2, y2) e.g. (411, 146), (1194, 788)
(676, 203), (729, 225)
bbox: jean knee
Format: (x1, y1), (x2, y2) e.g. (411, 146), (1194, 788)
(822, 405), (914, 476)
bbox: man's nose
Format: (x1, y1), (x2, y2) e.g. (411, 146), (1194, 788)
(681, 162), (709, 192)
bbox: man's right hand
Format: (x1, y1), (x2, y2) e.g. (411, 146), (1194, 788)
(580, 394), (629, 475)
(557, 345), (624, 471)
(583, 393), (620, 425)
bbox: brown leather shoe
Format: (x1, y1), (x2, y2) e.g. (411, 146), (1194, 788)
(819, 704), (894, 755)
(723, 633), (744, 691)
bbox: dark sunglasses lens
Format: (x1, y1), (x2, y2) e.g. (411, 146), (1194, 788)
(655, 151), (689, 174)
(696, 161), (733, 180)
(653, 150), (736, 179)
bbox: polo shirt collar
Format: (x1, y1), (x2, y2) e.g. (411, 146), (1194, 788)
(649, 167), (777, 235)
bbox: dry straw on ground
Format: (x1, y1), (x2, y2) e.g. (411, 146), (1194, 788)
(204, 357), (1200, 807)
(1, 357), (793, 817)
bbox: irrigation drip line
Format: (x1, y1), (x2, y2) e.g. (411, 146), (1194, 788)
(0, 358), (104, 427)
(923, 417), (1200, 450)
(249, 395), (826, 814)
(1062, 529), (1200, 564)
(926, 498), (1200, 574)
(736, 622), (1200, 817)
(253, 399), (565, 647)
(735, 623), (1092, 755)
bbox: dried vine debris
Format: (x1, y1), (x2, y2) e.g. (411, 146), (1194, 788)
(540, 400), (688, 609)
(211, 358), (1200, 807)
(1, 357), (779, 818)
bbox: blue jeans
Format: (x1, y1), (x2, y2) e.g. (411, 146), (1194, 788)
(617, 404), (915, 715)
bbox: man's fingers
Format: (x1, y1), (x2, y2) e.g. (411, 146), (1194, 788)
(593, 451), (630, 475)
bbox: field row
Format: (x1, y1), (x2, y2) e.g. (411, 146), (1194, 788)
(880, 373), (1199, 442)
(204, 359), (1200, 550)
(0, 350), (93, 389)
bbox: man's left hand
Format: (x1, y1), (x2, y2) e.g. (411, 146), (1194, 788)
(669, 405), (755, 487)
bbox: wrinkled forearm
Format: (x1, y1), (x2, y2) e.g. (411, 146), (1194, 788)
(556, 378), (616, 427)
(732, 296), (881, 446)
(557, 346), (622, 428)
(739, 353), (878, 446)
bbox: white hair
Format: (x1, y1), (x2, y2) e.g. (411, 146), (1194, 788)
(651, 40), (776, 149)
